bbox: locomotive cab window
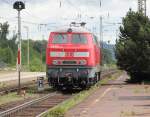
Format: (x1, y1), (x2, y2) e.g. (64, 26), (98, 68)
(52, 34), (68, 44)
(71, 34), (88, 44)
(93, 35), (100, 47)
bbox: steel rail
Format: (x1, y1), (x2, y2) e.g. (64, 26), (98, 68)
(0, 92), (57, 117)
(0, 79), (47, 96)
(0, 69), (118, 117)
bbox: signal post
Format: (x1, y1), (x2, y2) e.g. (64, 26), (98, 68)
(13, 1), (25, 94)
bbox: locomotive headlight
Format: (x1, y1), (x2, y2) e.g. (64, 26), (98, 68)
(52, 60), (58, 65)
(50, 52), (65, 57)
(74, 52), (89, 57)
(79, 60), (87, 65)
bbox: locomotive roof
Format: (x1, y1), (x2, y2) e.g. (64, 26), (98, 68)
(51, 27), (91, 33)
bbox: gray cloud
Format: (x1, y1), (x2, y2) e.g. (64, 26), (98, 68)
(0, 0), (149, 43)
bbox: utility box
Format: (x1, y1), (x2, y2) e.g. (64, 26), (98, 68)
(37, 77), (44, 91)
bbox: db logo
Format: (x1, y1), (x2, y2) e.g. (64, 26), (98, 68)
(66, 52), (73, 57)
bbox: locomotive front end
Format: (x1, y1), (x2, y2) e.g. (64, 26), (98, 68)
(46, 27), (101, 89)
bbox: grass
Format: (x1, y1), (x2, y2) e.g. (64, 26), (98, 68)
(100, 73), (120, 85)
(142, 80), (150, 84)
(0, 82), (7, 88)
(43, 91), (90, 117)
(133, 88), (141, 94)
(120, 110), (136, 117)
(133, 85), (150, 94)
(0, 92), (36, 105)
(42, 71), (122, 117)
(0, 85), (54, 106)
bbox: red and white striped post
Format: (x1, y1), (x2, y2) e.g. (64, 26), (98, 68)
(13, 1), (25, 94)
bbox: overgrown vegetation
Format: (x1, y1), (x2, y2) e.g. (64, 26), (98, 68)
(115, 9), (150, 83)
(0, 22), (47, 71)
(0, 92), (36, 105)
(102, 47), (116, 65)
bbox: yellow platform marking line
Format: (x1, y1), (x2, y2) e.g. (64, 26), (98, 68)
(79, 87), (118, 116)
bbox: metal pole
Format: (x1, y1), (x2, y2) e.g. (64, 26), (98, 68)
(145, 0), (146, 16)
(18, 10), (21, 94)
(41, 35), (43, 71)
(24, 26), (29, 70)
(13, 0), (25, 95)
(39, 24), (42, 71)
(99, 0), (103, 65)
(100, 16), (103, 48)
(99, 0), (103, 45)
(115, 29), (118, 42)
(27, 28), (29, 68)
(138, 0), (146, 16)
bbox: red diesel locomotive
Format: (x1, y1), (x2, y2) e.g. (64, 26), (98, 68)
(46, 26), (102, 89)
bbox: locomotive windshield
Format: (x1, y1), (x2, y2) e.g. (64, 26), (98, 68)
(52, 34), (68, 44)
(71, 34), (87, 44)
(51, 33), (88, 44)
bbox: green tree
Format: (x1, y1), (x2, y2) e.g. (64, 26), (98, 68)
(0, 22), (17, 66)
(20, 40), (47, 71)
(0, 22), (47, 71)
(0, 22), (9, 48)
(102, 48), (114, 65)
(0, 47), (14, 65)
(115, 10), (150, 82)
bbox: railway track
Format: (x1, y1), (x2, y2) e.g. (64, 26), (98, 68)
(0, 79), (47, 96)
(0, 69), (118, 117)
(0, 92), (71, 117)
(101, 69), (118, 78)
(0, 69), (116, 96)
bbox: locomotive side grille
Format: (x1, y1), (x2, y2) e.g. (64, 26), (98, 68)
(62, 61), (77, 65)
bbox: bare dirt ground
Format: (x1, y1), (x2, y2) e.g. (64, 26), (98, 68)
(65, 73), (150, 117)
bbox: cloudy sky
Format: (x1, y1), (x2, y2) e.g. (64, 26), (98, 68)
(0, 0), (150, 44)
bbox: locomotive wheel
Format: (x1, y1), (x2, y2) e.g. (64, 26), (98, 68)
(95, 73), (100, 83)
(81, 85), (87, 90)
(96, 73), (99, 82)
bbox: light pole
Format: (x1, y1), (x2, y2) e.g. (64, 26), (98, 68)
(85, 15), (95, 33)
(13, 1), (25, 94)
(99, 0), (103, 43)
(39, 24), (47, 71)
(100, 16), (103, 47)
(99, 0), (103, 66)
(24, 26), (30, 70)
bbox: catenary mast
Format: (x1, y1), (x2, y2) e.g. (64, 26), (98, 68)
(138, 0), (146, 16)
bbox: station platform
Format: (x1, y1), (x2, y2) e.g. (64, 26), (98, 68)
(65, 73), (150, 117)
(0, 72), (46, 83)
